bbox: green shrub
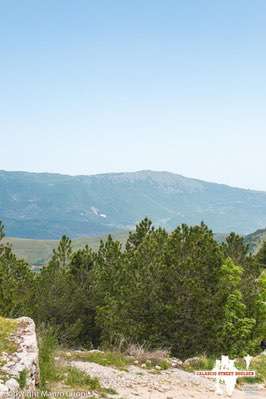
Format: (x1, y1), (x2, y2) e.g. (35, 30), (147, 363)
(18, 369), (27, 389)
(236, 355), (266, 384)
(0, 317), (18, 353)
(38, 326), (59, 388)
(64, 367), (101, 390)
(183, 355), (215, 372)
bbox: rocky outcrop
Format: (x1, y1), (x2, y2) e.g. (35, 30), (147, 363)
(0, 317), (39, 398)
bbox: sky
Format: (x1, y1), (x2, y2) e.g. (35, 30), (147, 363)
(0, 0), (266, 190)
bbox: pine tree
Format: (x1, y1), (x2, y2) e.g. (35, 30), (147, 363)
(256, 241), (266, 267)
(254, 271), (266, 342)
(51, 235), (72, 268)
(217, 258), (255, 356)
(222, 233), (249, 264)
(0, 221), (7, 256)
(126, 217), (153, 251)
(0, 249), (34, 317)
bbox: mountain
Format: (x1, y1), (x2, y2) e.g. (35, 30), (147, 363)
(1, 169), (266, 239)
(245, 228), (266, 253)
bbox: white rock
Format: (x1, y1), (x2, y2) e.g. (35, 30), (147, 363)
(88, 349), (104, 354)
(5, 378), (19, 391)
(0, 383), (9, 393)
(0, 317), (40, 393)
(171, 358), (183, 368)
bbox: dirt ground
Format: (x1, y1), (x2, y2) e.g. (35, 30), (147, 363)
(70, 360), (266, 399)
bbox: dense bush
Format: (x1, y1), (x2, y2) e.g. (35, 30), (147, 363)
(0, 219), (265, 359)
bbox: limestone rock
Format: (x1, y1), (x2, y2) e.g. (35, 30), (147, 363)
(0, 384), (8, 394)
(0, 317), (39, 398)
(5, 378), (19, 392)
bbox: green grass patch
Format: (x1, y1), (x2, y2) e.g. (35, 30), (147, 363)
(17, 369), (28, 389)
(63, 349), (171, 372)
(49, 366), (117, 397)
(0, 316), (18, 354)
(236, 355), (266, 384)
(144, 358), (171, 370)
(65, 351), (133, 370)
(64, 366), (101, 390)
(37, 332), (117, 397)
(0, 317), (18, 383)
(183, 355), (215, 372)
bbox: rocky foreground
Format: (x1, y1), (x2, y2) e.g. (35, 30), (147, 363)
(67, 355), (266, 399)
(1, 317), (266, 399)
(0, 317), (39, 398)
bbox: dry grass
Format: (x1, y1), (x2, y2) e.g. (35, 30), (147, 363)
(60, 344), (171, 371)
(126, 343), (169, 363)
(124, 343), (171, 369)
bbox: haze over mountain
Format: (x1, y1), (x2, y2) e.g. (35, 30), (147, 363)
(1, 169), (266, 239)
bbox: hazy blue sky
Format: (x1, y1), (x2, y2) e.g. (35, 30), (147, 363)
(0, 1), (266, 190)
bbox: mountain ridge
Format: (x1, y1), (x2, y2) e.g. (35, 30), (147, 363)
(1, 169), (266, 239)
(1, 168), (265, 192)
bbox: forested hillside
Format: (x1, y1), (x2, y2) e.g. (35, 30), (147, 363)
(246, 228), (266, 252)
(1, 170), (266, 238)
(1, 219), (265, 359)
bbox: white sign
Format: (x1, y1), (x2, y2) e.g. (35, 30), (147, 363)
(195, 355), (256, 397)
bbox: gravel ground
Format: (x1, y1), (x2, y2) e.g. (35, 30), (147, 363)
(70, 360), (266, 399)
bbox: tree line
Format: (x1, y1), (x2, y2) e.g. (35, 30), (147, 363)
(0, 219), (265, 358)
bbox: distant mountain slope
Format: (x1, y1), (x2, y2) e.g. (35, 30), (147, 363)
(1, 169), (266, 239)
(245, 228), (266, 253)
